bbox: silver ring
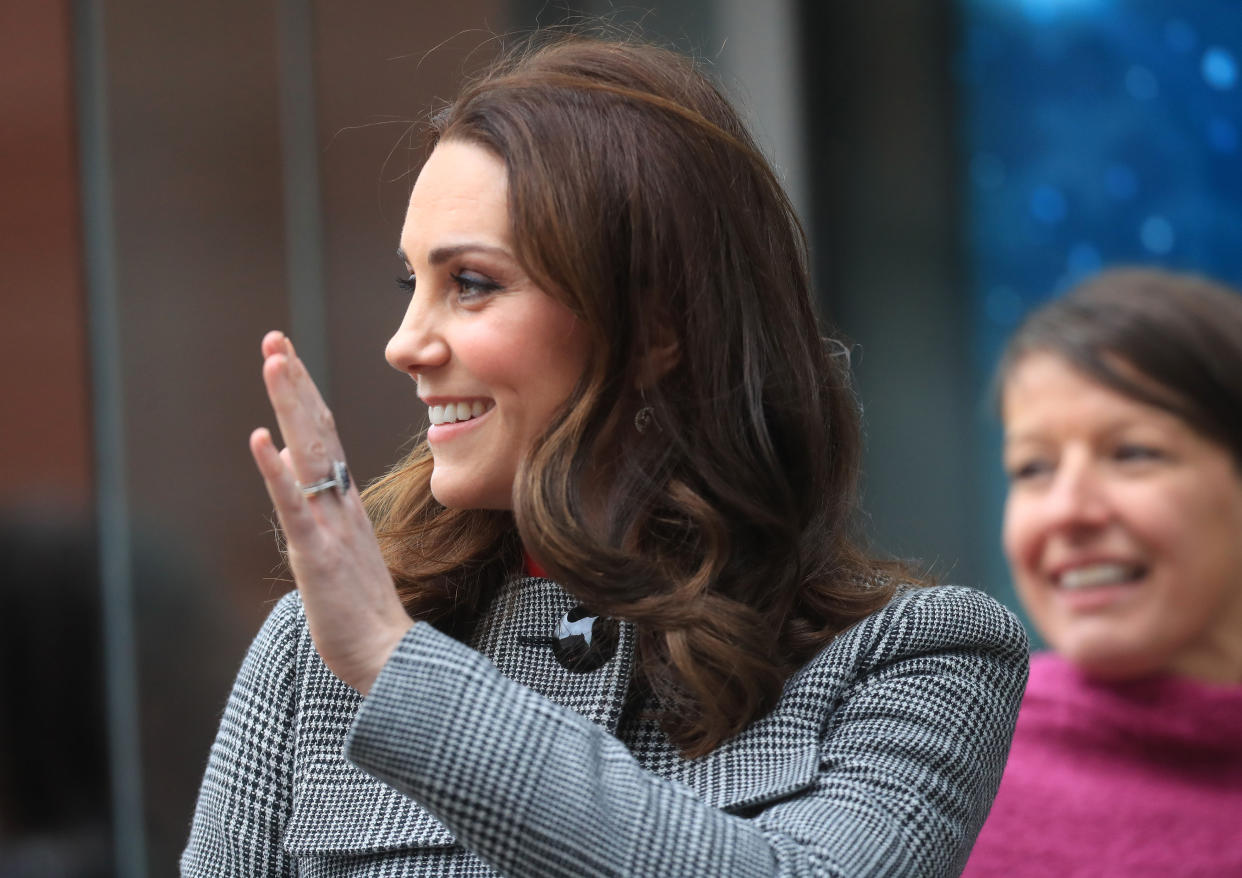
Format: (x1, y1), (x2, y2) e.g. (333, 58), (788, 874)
(300, 460), (350, 499)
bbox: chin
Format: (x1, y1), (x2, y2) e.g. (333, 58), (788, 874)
(428, 478), (512, 512)
(1054, 634), (1164, 681)
(428, 476), (471, 510)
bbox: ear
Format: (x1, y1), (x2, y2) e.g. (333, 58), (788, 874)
(637, 331), (680, 389)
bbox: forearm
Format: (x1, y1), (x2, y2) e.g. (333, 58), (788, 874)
(346, 621), (776, 877)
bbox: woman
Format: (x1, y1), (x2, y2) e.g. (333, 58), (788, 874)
(183, 36), (1027, 877)
(963, 268), (1242, 877)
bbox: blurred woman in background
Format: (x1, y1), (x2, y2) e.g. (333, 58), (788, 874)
(964, 267), (1242, 877)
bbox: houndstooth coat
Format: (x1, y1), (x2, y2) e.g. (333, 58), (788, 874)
(182, 576), (1028, 877)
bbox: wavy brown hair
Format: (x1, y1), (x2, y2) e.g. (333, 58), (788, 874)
(364, 35), (909, 758)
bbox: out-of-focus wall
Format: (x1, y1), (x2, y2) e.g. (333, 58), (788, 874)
(0, 1), (91, 511)
(0, 3), (105, 875)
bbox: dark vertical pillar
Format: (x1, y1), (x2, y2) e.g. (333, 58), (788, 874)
(798, 2), (982, 589)
(73, 2), (148, 874)
(278, 0), (329, 392)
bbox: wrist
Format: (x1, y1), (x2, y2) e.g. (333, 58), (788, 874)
(358, 619), (416, 695)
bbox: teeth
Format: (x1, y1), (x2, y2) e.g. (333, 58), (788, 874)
(428, 400), (492, 426)
(1060, 563), (1137, 590)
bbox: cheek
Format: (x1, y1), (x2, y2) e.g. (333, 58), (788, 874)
(456, 328), (527, 393)
(522, 331), (591, 410)
(1123, 482), (1213, 562)
(1001, 496), (1050, 615)
(1147, 491), (1242, 590)
(1001, 496), (1036, 573)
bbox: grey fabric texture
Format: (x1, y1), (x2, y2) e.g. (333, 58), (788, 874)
(182, 577), (1028, 877)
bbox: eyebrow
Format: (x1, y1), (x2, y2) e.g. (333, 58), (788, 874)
(1003, 416), (1167, 447)
(396, 243), (512, 267)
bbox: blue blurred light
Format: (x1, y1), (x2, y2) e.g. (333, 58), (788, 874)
(999, 0), (1113, 23)
(1067, 242), (1102, 277)
(970, 153), (1007, 190)
(1140, 215), (1175, 254)
(985, 286), (1025, 327)
(1202, 46), (1238, 90)
(1125, 65), (1159, 100)
(1104, 163), (1138, 200)
(1030, 184), (1068, 223)
(1207, 116), (1239, 153)
(1164, 19), (1196, 53)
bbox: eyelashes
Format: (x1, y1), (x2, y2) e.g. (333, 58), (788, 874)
(392, 271), (502, 301)
(450, 271), (502, 300)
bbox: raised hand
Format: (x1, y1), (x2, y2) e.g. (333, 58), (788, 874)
(249, 330), (413, 693)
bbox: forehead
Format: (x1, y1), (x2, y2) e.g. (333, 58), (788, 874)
(400, 140), (511, 254)
(1002, 353), (1175, 435)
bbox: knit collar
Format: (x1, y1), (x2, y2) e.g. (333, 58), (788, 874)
(1026, 652), (1242, 753)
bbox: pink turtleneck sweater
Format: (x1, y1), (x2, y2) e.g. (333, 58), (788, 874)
(962, 652), (1242, 877)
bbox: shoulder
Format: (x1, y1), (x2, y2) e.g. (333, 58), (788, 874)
(230, 589), (312, 693)
(837, 583), (1027, 664)
(252, 589), (308, 652)
(788, 584), (1029, 702)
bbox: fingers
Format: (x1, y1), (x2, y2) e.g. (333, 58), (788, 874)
(249, 427), (319, 545)
(261, 333), (346, 490)
(261, 329), (286, 359)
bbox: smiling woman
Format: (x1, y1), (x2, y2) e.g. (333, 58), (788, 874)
(964, 267), (1242, 877)
(182, 33), (1028, 878)
(1001, 352), (1242, 682)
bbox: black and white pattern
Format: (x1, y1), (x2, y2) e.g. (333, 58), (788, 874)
(182, 578), (1028, 877)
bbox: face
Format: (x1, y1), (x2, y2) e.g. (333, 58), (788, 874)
(387, 140), (591, 510)
(1002, 352), (1242, 683)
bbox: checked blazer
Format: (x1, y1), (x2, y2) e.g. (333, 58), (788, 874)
(182, 577), (1028, 877)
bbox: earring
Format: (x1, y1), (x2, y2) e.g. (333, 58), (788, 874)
(634, 406), (654, 433)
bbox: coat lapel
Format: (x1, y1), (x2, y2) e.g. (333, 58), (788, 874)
(665, 643), (853, 813)
(680, 707), (824, 812)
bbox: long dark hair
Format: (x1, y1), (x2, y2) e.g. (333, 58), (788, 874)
(997, 267), (1242, 465)
(365, 35), (906, 757)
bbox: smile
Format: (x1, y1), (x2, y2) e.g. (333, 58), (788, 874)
(428, 400), (494, 426)
(1056, 562), (1144, 590)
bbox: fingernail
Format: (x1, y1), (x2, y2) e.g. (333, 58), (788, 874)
(286, 336), (296, 356)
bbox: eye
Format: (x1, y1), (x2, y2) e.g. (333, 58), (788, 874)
(1114, 443), (1163, 464)
(395, 272), (415, 293)
(1006, 457), (1053, 483)
(451, 270), (502, 302)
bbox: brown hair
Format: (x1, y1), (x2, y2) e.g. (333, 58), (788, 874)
(364, 35), (904, 757)
(997, 267), (1242, 466)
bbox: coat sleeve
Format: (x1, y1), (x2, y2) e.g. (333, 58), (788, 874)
(181, 592), (301, 878)
(345, 586), (1029, 878)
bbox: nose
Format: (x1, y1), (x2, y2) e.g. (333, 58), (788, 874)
(385, 292), (448, 378)
(1042, 453), (1112, 534)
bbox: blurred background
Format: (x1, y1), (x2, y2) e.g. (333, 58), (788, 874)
(1, 0), (1239, 874)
